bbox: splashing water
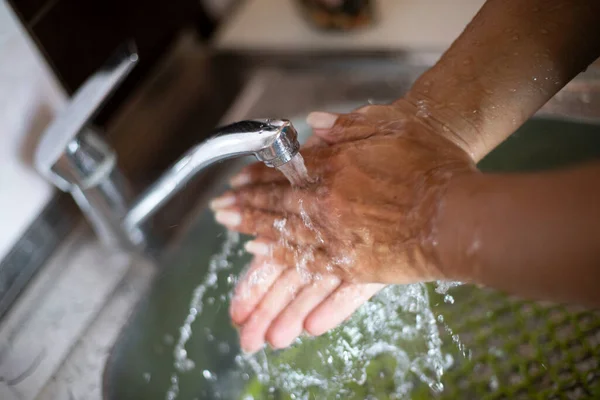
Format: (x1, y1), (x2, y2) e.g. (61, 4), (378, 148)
(236, 284), (452, 398)
(165, 231), (240, 400)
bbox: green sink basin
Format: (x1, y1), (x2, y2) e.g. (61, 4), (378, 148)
(104, 113), (600, 400)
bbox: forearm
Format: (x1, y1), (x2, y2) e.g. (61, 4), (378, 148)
(405, 0), (600, 162)
(437, 162), (600, 307)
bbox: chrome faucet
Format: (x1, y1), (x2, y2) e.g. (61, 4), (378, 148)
(34, 43), (300, 251)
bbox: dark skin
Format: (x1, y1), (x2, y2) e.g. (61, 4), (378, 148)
(210, 0), (600, 353)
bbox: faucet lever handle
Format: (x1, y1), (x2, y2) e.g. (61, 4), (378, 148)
(34, 41), (138, 191)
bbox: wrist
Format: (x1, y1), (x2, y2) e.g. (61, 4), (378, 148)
(431, 171), (488, 283)
(394, 93), (485, 163)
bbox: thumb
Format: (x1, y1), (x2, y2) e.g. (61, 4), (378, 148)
(306, 111), (377, 144)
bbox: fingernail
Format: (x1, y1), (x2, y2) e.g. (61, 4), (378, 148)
(210, 194), (236, 210)
(306, 112), (338, 129)
(245, 240), (270, 256)
(215, 210), (242, 227)
(230, 173), (251, 188)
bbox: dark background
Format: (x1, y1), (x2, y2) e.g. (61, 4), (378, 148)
(6, 0), (223, 123)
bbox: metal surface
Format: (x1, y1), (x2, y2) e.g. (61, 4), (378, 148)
(33, 43), (140, 249)
(0, 194), (76, 321)
(34, 43), (300, 252)
(124, 119), (299, 230)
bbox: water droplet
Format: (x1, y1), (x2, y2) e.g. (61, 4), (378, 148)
(581, 92), (591, 104)
(218, 342), (230, 354)
(416, 99), (430, 119)
(444, 294), (455, 304)
(511, 34), (520, 41)
(203, 370), (214, 380)
(143, 372), (151, 383)
(540, 28), (549, 34)
(489, 374), (499, 390)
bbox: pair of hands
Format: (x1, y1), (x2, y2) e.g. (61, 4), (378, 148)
(210, 100), (477, 353)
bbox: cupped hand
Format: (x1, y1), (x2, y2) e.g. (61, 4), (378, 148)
(211, 101), (477, 353)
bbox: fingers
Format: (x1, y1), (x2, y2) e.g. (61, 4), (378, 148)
(214, 208), (321, 246)
(304, 282), (385, 336)
(244, 239), (332, 277)
(230, 257), (286, 326)
(210, 184), (308, 215)
(307, 104), (409, 145)
(239, 268), (309, 353)
(266, 275), (341, 349)
(307, 111), (377, 144)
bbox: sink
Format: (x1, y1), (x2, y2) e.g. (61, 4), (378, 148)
(103, 68), (600, 400)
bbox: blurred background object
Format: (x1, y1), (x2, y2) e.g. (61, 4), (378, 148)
(295, 0), (375, 31)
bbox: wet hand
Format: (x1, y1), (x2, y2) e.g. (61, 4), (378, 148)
(211, 102), (476, 352)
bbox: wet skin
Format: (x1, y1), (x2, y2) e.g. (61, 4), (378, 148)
(212, 0), (600, 353)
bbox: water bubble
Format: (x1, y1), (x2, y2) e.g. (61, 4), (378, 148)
(489, 374), (499, 390)
(164, 334), (174, 345)
(143, 372), (151, 383)
(227, 274), (236, 285)
(218, 342), (231, 354)
(416, 99), (431, 119)
(165, 374), (179, 400)
(581, 92), (591, 104)
(203, 369), (216, 380)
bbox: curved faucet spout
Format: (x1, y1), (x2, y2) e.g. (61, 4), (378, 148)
(124, 119), (300, 232)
